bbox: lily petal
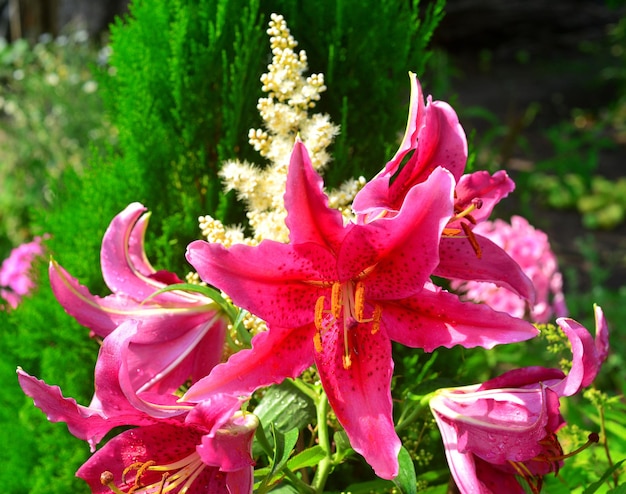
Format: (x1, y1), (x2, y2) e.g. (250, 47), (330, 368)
(285, 140), (347, 251)
(436, 235), (536, 302)
(187, 239), (338, 328)
(17, 367), (158, 452)
(100, 202), (197, 305)
(453, 170), (515, 225)
(76, 423), (227, 494)
(315, 320), (400, 480)
(340, 167), (454, 296)
(383, 283), (538, 352)
(551, 310), (608, 397)
(183, 325), (314, 403)
(353, 73), (467, 217)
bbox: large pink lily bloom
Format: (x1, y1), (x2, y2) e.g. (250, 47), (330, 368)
(352, 72), (534, 301)
(18, 320), (256, 493)
(49, 202), (227, 395)
(429, 305), (609, 493)
(18, 320), (193, 451)
(184, 140), (538, 479)
(77, 409), (257, 494)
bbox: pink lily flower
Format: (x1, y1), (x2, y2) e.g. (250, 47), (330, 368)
(18, 320), (193, 451)
(18, 320), (256, 493)
(352, 73), (534, 301)
(49, 202), (227, 395)
(450, 215), (568, 323)
(429, 305), (608, 493)
(183, 140), (538, 479)
(78, 410), (257, 494)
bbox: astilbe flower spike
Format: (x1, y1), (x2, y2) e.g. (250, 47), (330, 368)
(49, 202), (228, 395)
(429, 305), (608, 494)
(352, 72), (535, 302)
(183, 139), (538, 479)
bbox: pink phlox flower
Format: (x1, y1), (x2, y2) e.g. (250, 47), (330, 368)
(429, 305), (608, 493)
(352, 72), (534, 302)
(451, 215), (567, 323)
(0, 236), (46, 309)
(49, 202), (227, 395)
(183, 140), (538, 479)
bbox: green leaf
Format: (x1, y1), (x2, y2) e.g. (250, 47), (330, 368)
(254, 381), (316, 433)
(286, 445), (326, 471)
(344, 479), (396, 493)
(333, 430), (355, 462)
(392, 446), (417, 494)
(271, 425), (299, 475)
(256, 425), (299, 493)
(583, 458), (626, 494)
(268, 484), (300, 494)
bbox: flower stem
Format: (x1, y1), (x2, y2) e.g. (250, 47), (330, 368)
(312, 390), (333, 493)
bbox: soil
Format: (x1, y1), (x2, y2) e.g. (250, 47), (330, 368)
(431, 2), (626, 294)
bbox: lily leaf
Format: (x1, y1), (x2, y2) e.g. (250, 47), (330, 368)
(254, 381), (316, 433)
(392, 446), (417, 494)
(286, 445), (326, 471)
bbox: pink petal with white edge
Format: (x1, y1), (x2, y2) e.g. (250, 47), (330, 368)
(16, 368), (158, 452)
(100, 202), (198, 305)
(197, 411), (258, 472)
(97, 319), (192, 419)
(434, 385), (553, 464)
(183, 324), (315, 403)
(551, 307), (609, 397)
(431, 411), (491, 494)
(383, 283), (538, 352)
(314, 320), (400, 480)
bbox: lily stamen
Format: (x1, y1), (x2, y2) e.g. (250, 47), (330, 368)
(107, 453), (206, 494)
(312, 279), (383, 369)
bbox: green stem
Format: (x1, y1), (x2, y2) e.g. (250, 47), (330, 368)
(395, 391), (436, 433)
(599, 405), (619, 487)
(311, 390), (333, 493)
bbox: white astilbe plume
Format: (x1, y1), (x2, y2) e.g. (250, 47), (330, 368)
(204, 13), (361, 246)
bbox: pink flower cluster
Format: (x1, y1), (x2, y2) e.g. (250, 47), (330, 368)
(0, 236), (45, 309)
(17, 73), (607, 494)
(451, 215), (568, 323)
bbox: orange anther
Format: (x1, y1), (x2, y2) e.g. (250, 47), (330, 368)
(314, 296), (326, 331)
(354, 281), (366, 321)
(313, 331), (323, 353)
(371, 305), (383, 334)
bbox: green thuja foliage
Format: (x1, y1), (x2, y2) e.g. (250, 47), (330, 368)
(98, 0), (267, 271)
(3, 0), (446, 492)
